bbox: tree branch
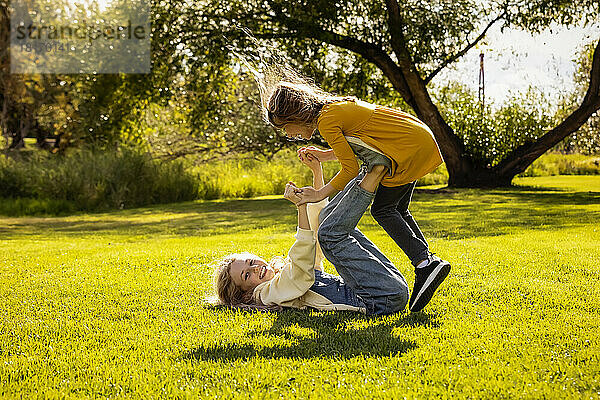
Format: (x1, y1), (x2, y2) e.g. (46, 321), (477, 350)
(494, 39), (600, 177)
(383, 0), (406, 61)
(262, 5), (415, 105)
(383, 0), (424, 81)
(424, 12), (505, 84)
(583, 38), (600, 104)
(382, 0), (431, 107)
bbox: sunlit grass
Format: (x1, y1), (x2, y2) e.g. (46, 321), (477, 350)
(1, 176), (599, 398)
(515, 175), (600, 192)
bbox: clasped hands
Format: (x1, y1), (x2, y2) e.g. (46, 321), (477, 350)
(282, 146), (330, 206)
(283, 182), (323, 206)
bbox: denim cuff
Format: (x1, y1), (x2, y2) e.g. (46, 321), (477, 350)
(352, 183), (376, 199)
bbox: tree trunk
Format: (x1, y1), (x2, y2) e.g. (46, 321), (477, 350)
(0, 93), (7, 149)
(8, 132), (25, 149)
(379, 41), (481, 187)
(404, 80), (479, 188)
(8, 113), (26, 149)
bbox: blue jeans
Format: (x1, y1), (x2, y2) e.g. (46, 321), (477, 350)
(318, 171), (409, 315)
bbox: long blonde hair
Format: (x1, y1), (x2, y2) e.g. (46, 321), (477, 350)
(213, 252), (286, 308)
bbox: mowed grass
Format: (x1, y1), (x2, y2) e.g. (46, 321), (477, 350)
(1, 176), (599, 399)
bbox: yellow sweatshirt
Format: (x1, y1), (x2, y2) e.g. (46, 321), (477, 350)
(251, 199), (366, 313)
(316, 99), (444, 191)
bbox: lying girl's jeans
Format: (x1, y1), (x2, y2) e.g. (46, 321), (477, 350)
(310, 269), (367, 311)
(318, 170), (409, 315)
(347, 138), (428, 267)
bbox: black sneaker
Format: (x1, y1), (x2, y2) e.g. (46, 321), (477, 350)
(409, 255), (451, 312)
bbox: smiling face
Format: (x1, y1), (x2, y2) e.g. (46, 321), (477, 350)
(284, 122), (315, 141)
(229, 254), (276, 292)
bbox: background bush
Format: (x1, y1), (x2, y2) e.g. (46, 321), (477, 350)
(519, 153), (600, 177)
(1, 148), (599, 216)
(0, 148), (198, 213)
(191, 150), (450, 201)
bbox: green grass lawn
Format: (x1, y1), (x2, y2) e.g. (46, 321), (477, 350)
(1, 176), (599, 398)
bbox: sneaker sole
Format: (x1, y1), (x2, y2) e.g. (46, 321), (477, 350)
(409, 262), (451, 312)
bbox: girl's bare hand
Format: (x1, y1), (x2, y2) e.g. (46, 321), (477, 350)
(298, 146), (328, 163)
(296, 186), (323, 205)
(298, 149), (321, 170)
(283, 182), (302, 205)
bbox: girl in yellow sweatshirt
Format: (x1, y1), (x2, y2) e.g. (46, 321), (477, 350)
(264, 81), (450, 312)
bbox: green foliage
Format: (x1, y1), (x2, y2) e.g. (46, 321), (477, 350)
(0, 0), (164, 151)
(0, 147), (446, 216)
(396, 0), (483, 73)
(504, 0), (599, 32)
(0, 197), (75, 217)
(436, 83), (555, 167)
(151, 0), (418, 159)
(189, 150), (335, 200)
(191, 0), (599, 187)
(418, 164), (448, 186)
(5, 148), (600, 216)
(1, 176), (599, 397)
(0, 147), (449, 217)
(0, 148), (198, 212)
(196, 0), (486, 80)
(186, 71), (292, 157)
(435, 40), (600, 165)
(553, 41), (600, 155)
(193, 157), (307, 200)
(191, 150), (448, 200)
(520, 153), (600, 177)
(4, 0), (597, 195)
(190, 151), (598, 199)
(0, 156), (28, 198)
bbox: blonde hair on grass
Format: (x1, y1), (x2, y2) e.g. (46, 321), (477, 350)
(212, 252), (286, 311)
(213, 254), (250, 306)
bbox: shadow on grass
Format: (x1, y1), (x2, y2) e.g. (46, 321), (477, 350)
(0, 198), (297, 239)
(180, 310), (437, 361)
(2, 187), (599, 240)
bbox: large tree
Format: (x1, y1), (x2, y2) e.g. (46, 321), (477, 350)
(186, 0), (599, 187)
(0, 0), (169, 152)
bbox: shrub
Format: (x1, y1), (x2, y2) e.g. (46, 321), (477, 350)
(519, 153), (600, 177)
(189, 150), (450, 197)
(0, 156), (32, 198)
(0, 197), (76, 217)
(0, 148), (198, 213)
(191, 153), (311, 200)
(2, 147), (598, 217)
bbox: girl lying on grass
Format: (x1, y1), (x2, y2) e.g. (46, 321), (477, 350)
(213, 155), (409, 315)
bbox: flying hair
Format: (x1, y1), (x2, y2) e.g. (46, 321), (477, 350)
(228, 28), (356, 130)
